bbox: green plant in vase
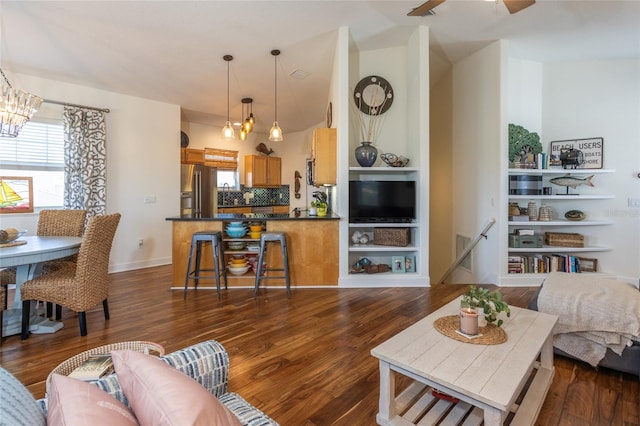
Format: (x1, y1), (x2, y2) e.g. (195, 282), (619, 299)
(311, 191), (328, 217)
(461, 285), (511, 327)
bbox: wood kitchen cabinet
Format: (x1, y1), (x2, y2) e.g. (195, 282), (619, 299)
(181, 148), (204, 164)
(311, 128), (336, 185)
(244, 155), (281, 187)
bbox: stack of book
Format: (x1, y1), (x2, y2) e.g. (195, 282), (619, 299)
(508, 254), (591, 274)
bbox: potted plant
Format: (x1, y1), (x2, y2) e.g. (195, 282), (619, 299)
(461, 285), (511, 327)
(311, 191), (328, 217)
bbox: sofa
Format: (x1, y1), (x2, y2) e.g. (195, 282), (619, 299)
(0, 339), (279, 425)
(528, 272), (640, 377)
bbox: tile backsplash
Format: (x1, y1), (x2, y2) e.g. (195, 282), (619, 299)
(218, 185), (290, 206)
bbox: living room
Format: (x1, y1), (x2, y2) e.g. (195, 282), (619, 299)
(0, 1), (638, 425)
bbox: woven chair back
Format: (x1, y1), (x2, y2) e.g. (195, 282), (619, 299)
(37, 209), (87, 237)
(73, 213), (121, 306)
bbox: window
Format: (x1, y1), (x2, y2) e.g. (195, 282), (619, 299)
(217, 169), (238, 189)
(0, 121), (65, 208)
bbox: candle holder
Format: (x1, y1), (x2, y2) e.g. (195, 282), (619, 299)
(459, 301), (479, 336)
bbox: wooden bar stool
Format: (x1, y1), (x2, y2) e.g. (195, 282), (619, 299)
(254, 232), (291, 298)
(184, 231), (227, 299)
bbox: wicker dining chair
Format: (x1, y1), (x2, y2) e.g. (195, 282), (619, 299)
(20, 213), (121, 339)
(0, 209), (87, 301)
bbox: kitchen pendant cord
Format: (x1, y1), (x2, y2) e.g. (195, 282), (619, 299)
(43, 98), (110, 113)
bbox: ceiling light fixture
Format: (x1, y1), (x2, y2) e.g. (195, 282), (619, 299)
(0, 68), (43, 138)
(242, 97), (254, 134)
(269, 49), (283, 142)
(239, 99), (248, 141)
(221, 55), (235, 140)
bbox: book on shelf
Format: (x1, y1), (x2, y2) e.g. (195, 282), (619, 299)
(508, 215), (530, 222)
(508, 254), (591, 274)
(68, 354), (114, 381)
(514, 229), (535, 236)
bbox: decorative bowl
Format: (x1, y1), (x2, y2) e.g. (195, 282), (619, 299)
(229, 263), (249, 269)
(380, 153), (409, 167)
(249, 225), (263, 232)
(227, 241), (245, 251)
(227, 222), (245, 228)
(230, 257), (247, 265)
(249, 231), (262, 239)
(225, 228), (247, 238)
(227, 265), (250, 275)
(0, 229), (27, 244)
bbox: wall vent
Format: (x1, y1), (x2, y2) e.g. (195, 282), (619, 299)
(456, 234), (472, 272)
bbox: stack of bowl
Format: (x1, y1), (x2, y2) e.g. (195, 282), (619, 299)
(249, 223), (263, 240)
(228, 255), (250, 275)
(225, 222), (247, 239)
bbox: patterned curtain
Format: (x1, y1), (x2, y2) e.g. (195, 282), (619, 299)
(63, 106), (107, 217)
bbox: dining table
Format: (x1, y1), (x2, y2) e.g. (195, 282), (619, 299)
(0, 235), (83, 337)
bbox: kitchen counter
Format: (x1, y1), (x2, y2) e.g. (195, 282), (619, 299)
(166, 211), (339, 288)
(166, 211), (339, 221)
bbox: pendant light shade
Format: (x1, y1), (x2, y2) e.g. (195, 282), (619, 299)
(242, 97), (254, 134)
(221, 55), (235, 140)
(269, 49), (283, 142)
(0, 68), (43, 138)
(239, 99), (248, 141)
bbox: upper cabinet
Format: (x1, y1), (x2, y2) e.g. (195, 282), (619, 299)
(181, 148), (204, 164)
(244, 155), (281, 188)
(311, 128), (337, 186)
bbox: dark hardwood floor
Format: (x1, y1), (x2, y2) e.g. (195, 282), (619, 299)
(1, 265), (638, 425)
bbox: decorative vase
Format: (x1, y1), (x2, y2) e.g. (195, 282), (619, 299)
(317, 207), (327, 217)
(355, 142), (378, 167)
(309, 207), (317, 216)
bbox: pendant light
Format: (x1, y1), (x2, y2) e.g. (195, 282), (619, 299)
(242, 97), (254, 134)
(269, 49), (283, 142)
(239, 99), (248, 141)
(221, 55), (235, 140)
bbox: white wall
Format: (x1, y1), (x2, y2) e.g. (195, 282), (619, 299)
(448, 41), (505, 284)
(541, 59), (640, 282)
(0, 73), (180, 272)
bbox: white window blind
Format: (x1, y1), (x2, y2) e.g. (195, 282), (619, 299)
(0, 121), (64, 170)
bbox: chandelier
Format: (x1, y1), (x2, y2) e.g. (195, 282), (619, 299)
(0, 68), (43, 138)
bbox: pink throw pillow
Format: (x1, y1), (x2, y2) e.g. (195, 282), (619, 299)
(111, 350), (242, 426)
(47, 373), (138, 426)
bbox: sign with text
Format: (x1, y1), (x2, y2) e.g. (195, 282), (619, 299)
(549, 137), (603, 169)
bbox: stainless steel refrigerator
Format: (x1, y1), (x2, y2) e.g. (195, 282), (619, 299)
(180, 164), (218, 217)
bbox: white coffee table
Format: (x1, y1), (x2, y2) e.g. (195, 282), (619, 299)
(371, 297), (558, 426)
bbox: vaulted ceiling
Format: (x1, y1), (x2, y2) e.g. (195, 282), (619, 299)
(1, 1), (638, 134)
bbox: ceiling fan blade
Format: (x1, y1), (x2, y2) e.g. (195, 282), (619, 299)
(407, 0), (447, 17)
(503, 0), (535, 14)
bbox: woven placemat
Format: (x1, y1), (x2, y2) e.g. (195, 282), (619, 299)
(434, 315), (507, 345)
(0, 240), (27, 248)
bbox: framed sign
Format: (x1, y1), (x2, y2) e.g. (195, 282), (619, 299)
(0, 176), (34, 214)
(549, 137), (603, 169)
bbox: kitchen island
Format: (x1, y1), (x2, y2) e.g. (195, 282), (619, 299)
(166, 211), (339, 289)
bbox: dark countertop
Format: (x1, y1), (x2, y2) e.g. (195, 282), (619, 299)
(166, 211), (340, 221)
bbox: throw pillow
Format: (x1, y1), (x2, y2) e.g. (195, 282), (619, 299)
(47, 374), (138, 426)
(111, 350), (242, 426)
(0, 367), (46, 426)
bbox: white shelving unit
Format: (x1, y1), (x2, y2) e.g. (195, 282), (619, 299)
(503, 168), (616, 285)
(343, 167), (426, 286)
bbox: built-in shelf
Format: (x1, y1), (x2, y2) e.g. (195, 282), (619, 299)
(509, 194), (614, 200)
(349, 166), (419, 173)
(508, 220), (613, 226)
(508, 246), (612, 253)
(507, 168), (616, 174)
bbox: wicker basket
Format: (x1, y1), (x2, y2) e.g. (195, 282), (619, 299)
(46, 341), (165, 393)
(373, 228), (410, 247)
(544, 232), (584, 247)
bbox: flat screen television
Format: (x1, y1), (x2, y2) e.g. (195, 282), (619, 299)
(349, 180), (416, 223)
